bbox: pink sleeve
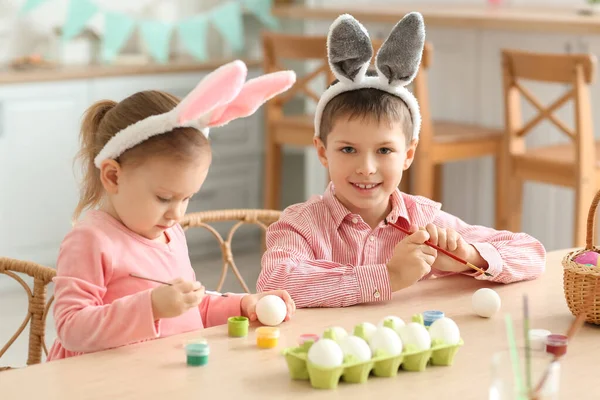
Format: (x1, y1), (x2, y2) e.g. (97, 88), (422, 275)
(199, 294), (244, 327)
(257, 210), (391, 308)
(53, 228), (159, 353)
(433, 210), (546, 283)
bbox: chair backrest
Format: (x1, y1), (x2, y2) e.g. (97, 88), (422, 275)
(410, 42), (434, 148)
(501, 49), (596, 161)
(180, 209), (282, 293)
(0, 257), (56, 370)
(261, 31), (384, 116)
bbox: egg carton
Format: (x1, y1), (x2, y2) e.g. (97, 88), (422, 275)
(282, 315), (463, 389)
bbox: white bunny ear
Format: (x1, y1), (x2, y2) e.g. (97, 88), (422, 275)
(175, 59), (248, 127)
(207, 70), (296, 127)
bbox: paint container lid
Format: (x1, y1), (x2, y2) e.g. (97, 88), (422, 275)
(423, 310), (444, 325)
(256, 327), (280, 339)
(228, 316), (249, 337)
(298, 333), (320, 345)
(546, 334), (568, 346)
(185, 343), (210, 356)
(528, 329), (551, 351)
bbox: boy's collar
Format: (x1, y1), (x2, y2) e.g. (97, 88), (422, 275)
(324, 183), (410, 228)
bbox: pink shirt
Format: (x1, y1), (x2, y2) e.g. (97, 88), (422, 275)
(48, 210), (243, 361)
(257, 183), (546, 308)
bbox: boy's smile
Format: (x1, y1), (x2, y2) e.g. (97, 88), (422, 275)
(315, 116), (417, 228)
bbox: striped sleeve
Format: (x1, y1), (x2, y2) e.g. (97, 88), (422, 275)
(433, 210), (546, 283)
(257, 210), (391, 308)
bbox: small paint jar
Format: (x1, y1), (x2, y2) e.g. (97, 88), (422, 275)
(256, 327), (280, 349)
(298, 333), (320, 345)
(228, 316), (249, 337)
(528, 329), (551, 351)
(185, 343), (209, 366)
(545, 334), (568, 357)
(423, 310), (444, 327)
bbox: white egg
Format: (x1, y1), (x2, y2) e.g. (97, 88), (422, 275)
(307, 338), (344, 368)
(377, 315), (405, 334)
(398, 322), (431, 351)
(472, 288), (501, 318)
(428, 317), (461, 346)
(322, 326), (348, 341)
(369, 327), (403, 357)
(353, 322), (377, 342)
(255, 295), (287, 326)
(339, 335), (372, 362)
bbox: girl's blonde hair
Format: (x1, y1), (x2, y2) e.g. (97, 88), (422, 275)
(73, 90), (209, 222)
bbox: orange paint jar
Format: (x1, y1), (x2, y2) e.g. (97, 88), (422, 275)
(256, 327), (280, 349)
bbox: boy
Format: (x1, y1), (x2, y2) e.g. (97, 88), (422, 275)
(257, 12), (545, 308)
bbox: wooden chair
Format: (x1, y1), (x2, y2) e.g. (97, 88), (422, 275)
(410, 42), (504, 218)
(180, 209), (282, 293)
(498, 49), (597, 247)
(261, 32), (391, 210)
(0, 257), (56, 370)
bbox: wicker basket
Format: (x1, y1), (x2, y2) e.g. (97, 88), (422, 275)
(562, 191), (600, 325)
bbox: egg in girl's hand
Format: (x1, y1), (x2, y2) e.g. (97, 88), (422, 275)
(428, 317), (461, 346)
(377, 315), (405, 334)
(398, 322), (431, 351)
(322, 326), (348, 341)
(307, 338), (344, 368)
(472, 288), (501, 318)
(353, 322), (377, 342)
(339, 335), (372, 362)
(369, 327), (403, 357)
(255, 295), (287, 326)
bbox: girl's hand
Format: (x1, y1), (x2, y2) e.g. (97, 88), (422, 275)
(240, 290), (296, 322)
(151, 278), (205, 320)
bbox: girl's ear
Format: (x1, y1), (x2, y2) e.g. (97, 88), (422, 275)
(375, 12), (425, 87)
(99, 159), (121, 194)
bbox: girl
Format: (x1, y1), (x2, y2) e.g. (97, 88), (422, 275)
(48, 61), (296, 360)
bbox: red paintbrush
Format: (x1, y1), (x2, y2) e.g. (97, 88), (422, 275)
(384, 219), (493, 277)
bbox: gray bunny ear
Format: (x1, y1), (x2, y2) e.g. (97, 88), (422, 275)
(327, 14), (373, 84)
(375, 12), (425, 87)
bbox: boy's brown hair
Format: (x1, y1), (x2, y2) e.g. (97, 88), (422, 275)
(318, 72), (414, 146)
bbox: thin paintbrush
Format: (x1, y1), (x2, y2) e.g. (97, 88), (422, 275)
(129, 273), (228, 297)
(384, 219), (493, 277)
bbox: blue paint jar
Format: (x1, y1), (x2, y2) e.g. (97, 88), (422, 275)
(423, 310), (444, 327)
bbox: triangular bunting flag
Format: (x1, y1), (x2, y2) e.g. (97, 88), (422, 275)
(62, 0), (99, 41)
(139, 20), (173, 64)
(244, 0), (279, 30)
(102, 12), (136, 63)
(177, 15), (209, 62)
(210, 1), (244, 53)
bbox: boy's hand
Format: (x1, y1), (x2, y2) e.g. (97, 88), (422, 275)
(240, 290), (296, 322)
(151, 278), (205, 320)
(386, 224), (437, 291)
(421, 223), (485, 273)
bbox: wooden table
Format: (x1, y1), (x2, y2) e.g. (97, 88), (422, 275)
(273, 3), (600, 35)
(2, 249), (599, 399)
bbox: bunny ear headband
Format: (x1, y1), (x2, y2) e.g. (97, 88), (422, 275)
(94, 60), (296, 168)
(314, 12), (425, 140)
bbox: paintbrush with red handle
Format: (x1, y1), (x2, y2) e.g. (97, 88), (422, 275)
(384, 219), (493, 277)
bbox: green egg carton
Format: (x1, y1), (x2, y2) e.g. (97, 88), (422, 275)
(282, 314), (464, 389)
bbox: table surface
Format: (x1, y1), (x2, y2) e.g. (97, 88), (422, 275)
(2, 249), (599, 399)
(272, 3), (600, 35)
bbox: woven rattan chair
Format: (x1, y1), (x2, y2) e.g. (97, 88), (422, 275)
(180, 209), (282, 293)
(0, 257), (56, 370)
